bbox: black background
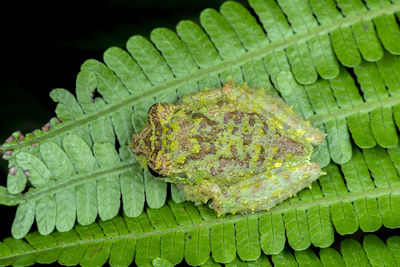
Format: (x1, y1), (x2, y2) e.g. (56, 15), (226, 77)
(0, 0), (234, 239)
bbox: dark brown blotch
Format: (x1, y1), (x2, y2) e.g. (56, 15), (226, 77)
(184, 137), (207, 163)
(144, 129), (153, 151)
(281, 137), (304, 154)
(192, 113), (218, 127)
(274, 137), (304, 159)
(230, 145), (237, 156)
(210, 143), (216, 155)
(247, 112), (258, 127)
(148, 151), (159, 170)
(249, 117), (255, 127)
(243, 133), (253, 146)
(242, 153), (251, 168)
(210, 166), (218, 176)
(224, 111), (245, 124)
(262, 122), (269, 134)
(131, 127), (153, 155)
(216, 100), (229, 107)
(231, 126), (239, 135)
(217, 152), (251, 173)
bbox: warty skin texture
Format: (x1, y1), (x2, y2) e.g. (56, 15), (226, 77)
(131, 81), (325, 215)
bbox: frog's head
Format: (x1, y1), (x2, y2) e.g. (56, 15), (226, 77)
(131, 102), (176, 175)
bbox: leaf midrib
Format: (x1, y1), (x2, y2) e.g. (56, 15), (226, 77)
(21, 161), (136, 201)
(1, 3), (399, 152)
(2, 185), (399, 262)
(9, 93), (400, 202)
(0, 81), (394, 204)
(310, 95), (400, 123)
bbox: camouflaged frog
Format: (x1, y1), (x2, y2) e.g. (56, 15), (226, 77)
(131, 81), (325, 215)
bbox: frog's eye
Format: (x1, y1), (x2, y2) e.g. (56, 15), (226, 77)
(147, 163), (166, 178)
(148, 102), (175, 124)
(148, 103), (158, 113)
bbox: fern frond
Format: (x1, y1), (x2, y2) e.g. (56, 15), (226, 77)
(3, 135), (154, 239)
(0, 204), (399, 267)
(220, 234), (399, 267)
(1, 0), (400, 239)
(1, 0), (398, 153)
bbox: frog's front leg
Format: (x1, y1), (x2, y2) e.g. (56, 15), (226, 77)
(176, 180), (222, 205)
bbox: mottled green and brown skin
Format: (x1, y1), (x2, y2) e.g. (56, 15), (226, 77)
(131, 81), (325, 215)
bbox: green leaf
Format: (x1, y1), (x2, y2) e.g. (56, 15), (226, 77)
(152, 257), (173, 267)
(2, 0), (400, 265)
(2, 210), (400, 266)
(310, 0), (361, 67)
(294, 249), (323, 267)
(40, 141), (76, 232)
(211, 222), (236, 263)
(16, 152), (50, 188)
(259, 212), (285, 254)
(144, 171), (167, 209)
(319, 248), (346, 267)
(304, 79), (352, 164)
(341, 238), (371, 267)
(94, 143), (121, 221)
(319, 164), (358, 235)
(121, 164), (145, 217)
(354, 61), (398, 147)
(363, 234), (397, 266)
(284, 199), (311, 250)
(387, 236), (400, 266)
(11, 200), (35, 239)
(328, 69), (376, 148)
(306, 184), (335, 248)
(341, 147), (383, 232)
(271, 248), (298, 267)
(235, 217), (261, 261)
(336, 0), (384, 62)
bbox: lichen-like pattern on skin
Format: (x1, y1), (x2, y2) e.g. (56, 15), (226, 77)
(131, 81), (325, 215)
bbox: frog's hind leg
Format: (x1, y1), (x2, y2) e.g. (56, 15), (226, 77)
(210, 162), (325, 215)
(259, 93), (325, 146)
(176, 181), (222, 205)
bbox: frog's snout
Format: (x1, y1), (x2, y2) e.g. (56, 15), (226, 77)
(130, 132), (143, 154)
(131, 126), (152, 157)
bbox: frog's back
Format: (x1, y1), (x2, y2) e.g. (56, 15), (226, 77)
(131, 82), (325, 215)
(163, 85), (313, 185)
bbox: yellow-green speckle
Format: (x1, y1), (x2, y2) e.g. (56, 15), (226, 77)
(131, 81), (325, 215)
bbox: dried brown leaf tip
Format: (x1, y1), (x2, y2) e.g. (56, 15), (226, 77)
(3, 131), (24, 152)
(17, 132), (24, 142)
(5, 134), (15, 143)
(9, 166), (17, 176)
(42, 122), (50, 132)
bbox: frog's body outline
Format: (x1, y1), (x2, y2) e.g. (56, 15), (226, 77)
(131, 81), (325, 215)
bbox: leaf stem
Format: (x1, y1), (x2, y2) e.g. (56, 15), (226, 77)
(1, 3), (399, 152)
